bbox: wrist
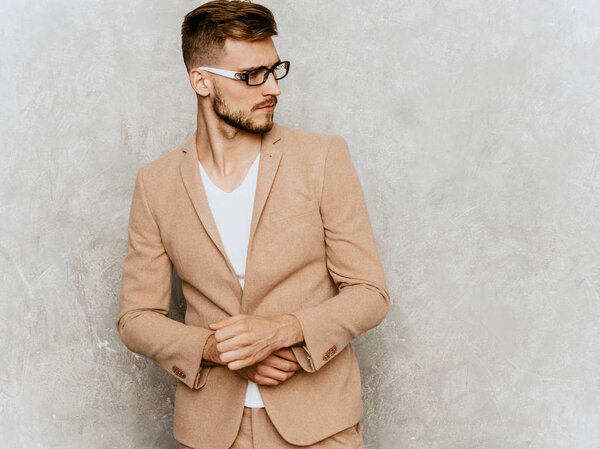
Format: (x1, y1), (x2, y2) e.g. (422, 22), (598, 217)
(276, 314), (304, 347)
(203, 334), (223, 365)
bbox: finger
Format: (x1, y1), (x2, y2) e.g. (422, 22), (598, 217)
(255, 363), (296, 382)
(215, 333), (254, 353)
(226, 347), (270, 370)
(213, 321), (251, 342)
(252, 374), (280, 386)
(273, 347), (292, 356)
(227, 358), (254, 370)
(268, 351), (300, 369)
(220, 346), (254, 365)
(273, 347), (295, 360)
(234, 366), (279, 386)
(261, 354), (301, 372)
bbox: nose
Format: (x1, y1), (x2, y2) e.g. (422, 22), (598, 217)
(261, 71), (281, 96)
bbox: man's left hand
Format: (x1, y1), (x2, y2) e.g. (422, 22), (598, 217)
(208, 314), (303, 370)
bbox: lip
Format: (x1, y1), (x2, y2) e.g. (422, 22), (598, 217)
(257, 104), (276, 110)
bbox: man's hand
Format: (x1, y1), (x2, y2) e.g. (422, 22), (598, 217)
(234, 347), (301, 385)
(202, 337), (302, 385)
(207, 314), (303, 370)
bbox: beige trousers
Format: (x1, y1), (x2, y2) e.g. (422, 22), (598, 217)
(179, 406), (365, 449)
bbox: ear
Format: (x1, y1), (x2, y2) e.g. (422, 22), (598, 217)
(189, 68), (211, 97)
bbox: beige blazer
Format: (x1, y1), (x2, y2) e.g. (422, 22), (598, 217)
(116, 122), (391, 448)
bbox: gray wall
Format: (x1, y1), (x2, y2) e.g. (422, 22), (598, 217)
(1, 0), (599, 448)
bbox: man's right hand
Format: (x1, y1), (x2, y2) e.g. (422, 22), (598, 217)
(234, 347), (301, 386)
(203, 335), (301, 385)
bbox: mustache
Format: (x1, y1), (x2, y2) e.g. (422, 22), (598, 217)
(255, 98), (278, 110)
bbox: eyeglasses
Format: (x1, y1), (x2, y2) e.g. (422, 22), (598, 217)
(196, 61), (290, 86)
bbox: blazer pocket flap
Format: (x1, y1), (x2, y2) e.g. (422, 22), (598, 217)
(270, 199), (317, 222)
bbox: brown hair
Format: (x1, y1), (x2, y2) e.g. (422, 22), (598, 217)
(181, 0), (278, 72)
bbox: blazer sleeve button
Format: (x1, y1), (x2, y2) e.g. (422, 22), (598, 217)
(172, 365), (186, 378)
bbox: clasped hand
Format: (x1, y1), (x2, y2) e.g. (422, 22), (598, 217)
(208, 314), (302, 385)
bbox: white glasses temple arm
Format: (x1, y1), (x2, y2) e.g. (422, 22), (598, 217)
(196, 67), (241, 80)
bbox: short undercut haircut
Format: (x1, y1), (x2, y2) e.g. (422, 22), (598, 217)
(181, 0), (278, 72)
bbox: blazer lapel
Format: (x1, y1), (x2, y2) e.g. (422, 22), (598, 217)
(247, 126), (282, 269)
(180, 133), (233, 279)
(179, 124), (283, 303)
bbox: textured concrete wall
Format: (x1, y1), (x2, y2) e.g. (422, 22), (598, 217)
(1, 0), (599, 448)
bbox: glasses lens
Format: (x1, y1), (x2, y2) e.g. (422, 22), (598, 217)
(245, 62), (290, 85)
(247, 68), (268, 86)
(273, 62), (289, 80)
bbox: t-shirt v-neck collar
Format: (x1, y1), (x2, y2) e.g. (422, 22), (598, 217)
(198, 151), (260, 195)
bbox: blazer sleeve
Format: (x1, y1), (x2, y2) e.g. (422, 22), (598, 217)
(116, 167), (215, 390)
(290, 136), (391, 373)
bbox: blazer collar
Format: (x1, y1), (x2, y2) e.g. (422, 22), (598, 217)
(179, 123), (283, 304)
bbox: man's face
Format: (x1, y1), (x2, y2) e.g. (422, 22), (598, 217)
(209, 38), (282, 134)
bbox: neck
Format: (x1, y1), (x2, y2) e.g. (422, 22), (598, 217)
(195, 108), (263, 178)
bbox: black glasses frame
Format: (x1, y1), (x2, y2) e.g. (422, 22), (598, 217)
(237, 61), (291, 86)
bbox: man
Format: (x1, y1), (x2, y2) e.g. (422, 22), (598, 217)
(116, 1), (390, 448)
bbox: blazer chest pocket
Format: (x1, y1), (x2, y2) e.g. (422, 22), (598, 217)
(270, 199), (317, 223)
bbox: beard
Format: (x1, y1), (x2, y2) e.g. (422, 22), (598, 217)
(212, 85), (276, 134)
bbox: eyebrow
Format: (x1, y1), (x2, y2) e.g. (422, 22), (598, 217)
(238, 60), (282, 72)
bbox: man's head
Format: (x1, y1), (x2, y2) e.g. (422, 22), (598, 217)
(182, 1), (283, 134)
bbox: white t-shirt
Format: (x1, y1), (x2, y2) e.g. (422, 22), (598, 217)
(198, 151), (265, 408)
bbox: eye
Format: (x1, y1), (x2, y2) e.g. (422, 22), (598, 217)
(247, 68), (268, 85)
